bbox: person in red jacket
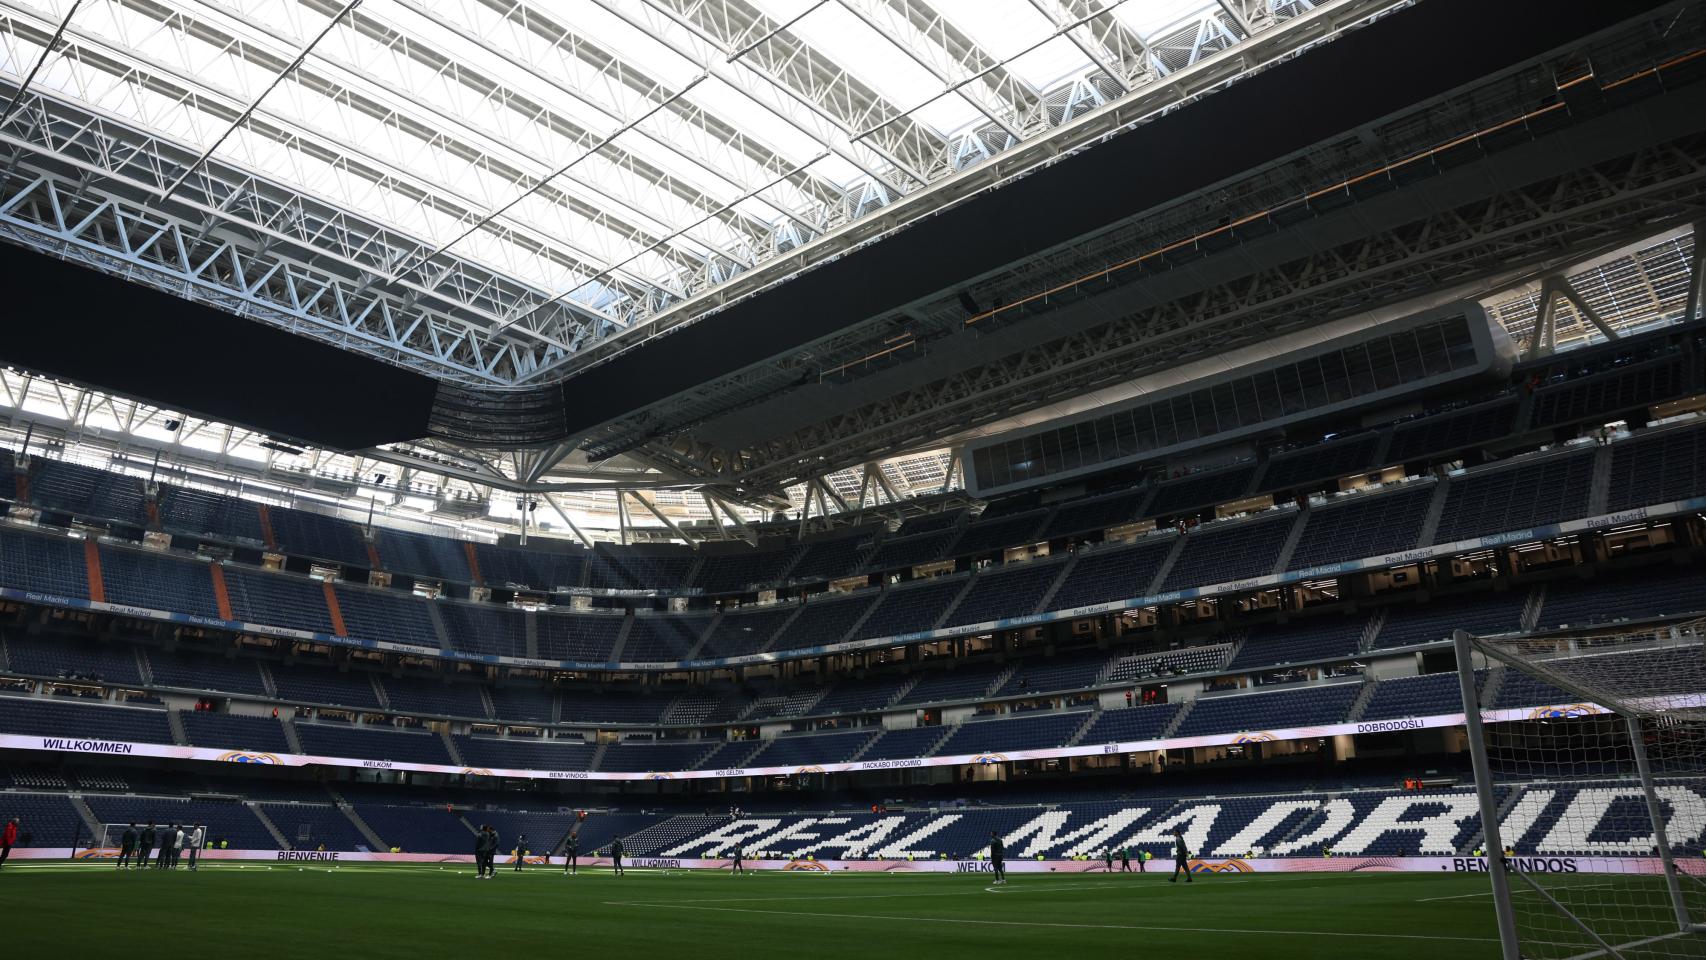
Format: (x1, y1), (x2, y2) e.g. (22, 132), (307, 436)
(1, 817), (18, 868)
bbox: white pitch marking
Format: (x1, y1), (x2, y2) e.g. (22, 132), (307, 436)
(604, 901), (1499, 943)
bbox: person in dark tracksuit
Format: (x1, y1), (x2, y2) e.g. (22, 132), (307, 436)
(473, 825), (487, 878)
(136, 823), (155, 870)
(989, 832), (1006, 885)
(116, 823), (137, 869)
(1169, 828), (1193, 883)
(156, 825), (177, 869)
(513, 833), (527, 872)
(562, 835), (578, 876)
(730, 845), (745, 876)
(610, 837), (625, 877)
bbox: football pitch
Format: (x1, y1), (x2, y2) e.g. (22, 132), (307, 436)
(0, 861), (1524, 959)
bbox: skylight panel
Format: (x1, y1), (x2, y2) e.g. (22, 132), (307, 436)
(1113, 0), (1218, 40)
(1004, 35), (1095, 90)
(781, 4), (947, 125)
(929, 0), (1048, 59)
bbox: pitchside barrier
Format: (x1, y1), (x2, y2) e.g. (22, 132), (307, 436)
(0, 691), (1652, 783)
(1455, 622), (1706, 960)
(14, 848), (1706, 876)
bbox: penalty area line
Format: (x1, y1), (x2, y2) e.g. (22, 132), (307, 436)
(603, 901), (1498, 942)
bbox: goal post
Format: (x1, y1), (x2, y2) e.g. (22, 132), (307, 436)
(1454, 622), (1706, 960)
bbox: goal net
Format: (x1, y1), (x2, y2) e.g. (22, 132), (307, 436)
(1455, 620), (1706, 960)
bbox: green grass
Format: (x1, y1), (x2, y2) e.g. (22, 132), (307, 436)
(0, 861), (1516, 959)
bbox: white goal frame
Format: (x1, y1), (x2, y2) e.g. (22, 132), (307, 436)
(1454, 626), (1706, 960)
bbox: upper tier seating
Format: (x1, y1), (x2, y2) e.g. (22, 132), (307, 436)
(1261, 434), (1380, 492)
(1042, 489), (1145, 540)
(698, 604), (797, 659)
(1146, 465), (1257, 517)
(1531, 356), (1688, 429)
(787, 534), (873, 583)
(1045, 537), (1175, 610)
(1432, 451), (1594, 543)
(693, 546), (799, 594)
(1371, 588), (1529, 650)
(1162, 513), (1293, 590)
(768, 594), (873, 653)
(1607, 423), (1706, 512)
(223, 569), (334, 634)
(29, 459), (147, 526)
(536, 611), (625, 662)
(157, 485), (266, 542)
(98, 545), (221, 619)
(622, 615), (712, 662)
(472, 542), (584, 591)
(1386, 399), (1518, 463)
(374, 528), (472, 583)
(587, 549), (696, 591)
(865, 531), (958, 571)
(334, 586), (441, 648)
(1227, 615), (1368, 670)
(895, 661), (1008, 706)
(996, 651), (1112, 697)
(1532, 565), (1706, 630)
(1285, 485), (1434, 570)
(437, 602), (527, 658)
(894, 511), (965, 537)
(941, 561), (1066, 627)
(0, 527), (88, 598)
(267, 507), (370, 568)
(858, 578), (966, 638)
(954, 511), (1049, 556)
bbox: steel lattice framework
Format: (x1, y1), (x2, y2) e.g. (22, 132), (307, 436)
(0, 0), (1395, 386)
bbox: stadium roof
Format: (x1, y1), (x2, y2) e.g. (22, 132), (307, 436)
(0, 0), (1348, 385)
(1, 0), (1701, 538)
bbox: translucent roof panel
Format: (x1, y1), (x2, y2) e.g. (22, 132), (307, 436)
(0, 0), (1364, 384)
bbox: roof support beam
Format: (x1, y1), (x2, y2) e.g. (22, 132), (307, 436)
(541, 493), (596, 549)
(629, 490), (695, 543)
(1526, 273), (1621, 361)
(1687, 220), (1705, 324)
(0, 0), (83, 128)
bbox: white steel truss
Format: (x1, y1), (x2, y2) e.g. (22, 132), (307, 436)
(0, 0), (1400, 384)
